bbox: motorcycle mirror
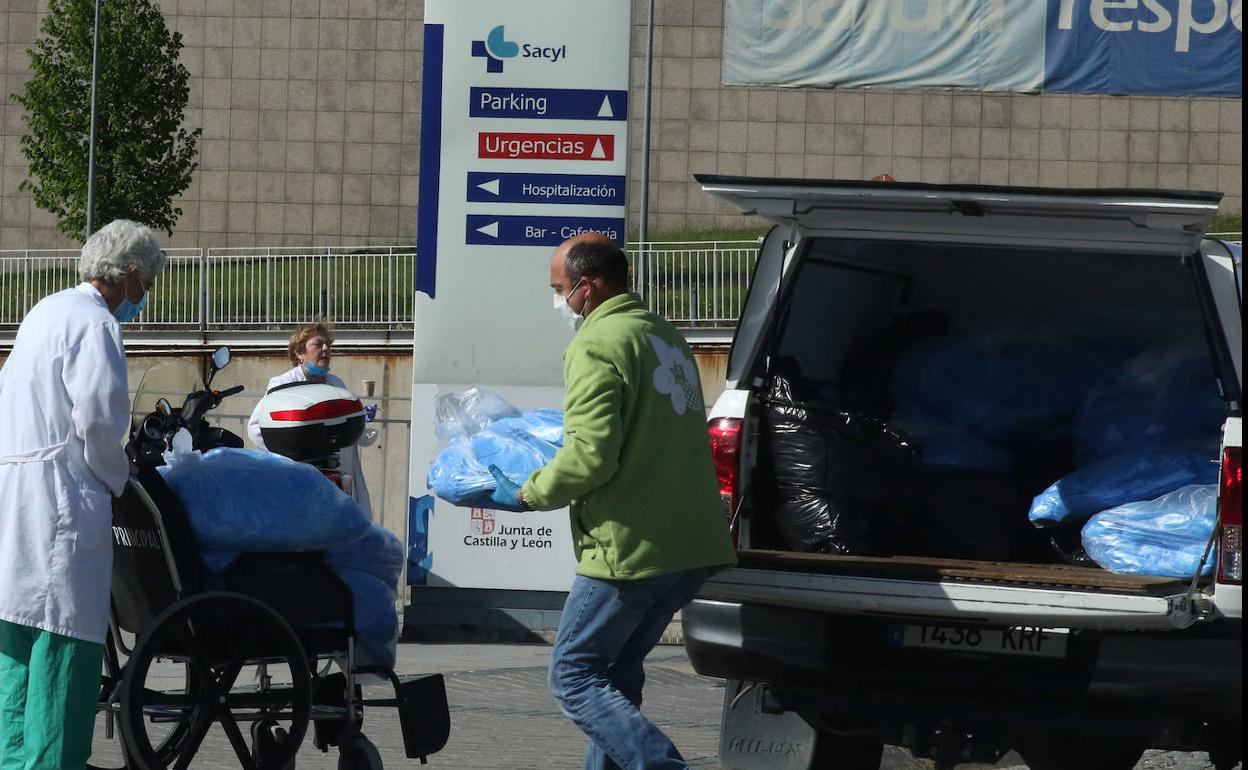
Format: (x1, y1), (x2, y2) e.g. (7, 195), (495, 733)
(206, 346), (231, 387)
(212, 346), (231, 371)
(155, 398), (172, 416)
(141, 415), (165, 441)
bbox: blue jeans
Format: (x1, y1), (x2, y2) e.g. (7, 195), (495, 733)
(548, 568), (708, 770)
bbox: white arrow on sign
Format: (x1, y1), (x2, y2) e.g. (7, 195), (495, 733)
(597, 95), (614, 118)
(590, 139), (607, 159)
(476, 221), (499, 238)
(476, 178), (501, 196)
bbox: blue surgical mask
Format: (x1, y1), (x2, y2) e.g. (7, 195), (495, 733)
(304, 361), (330, 377)
(112, 279), (148, 323)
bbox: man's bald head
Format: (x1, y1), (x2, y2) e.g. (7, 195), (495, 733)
(552, 232), (629, 291)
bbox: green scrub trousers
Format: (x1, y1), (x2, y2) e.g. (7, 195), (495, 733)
(0, 620), (103, 770)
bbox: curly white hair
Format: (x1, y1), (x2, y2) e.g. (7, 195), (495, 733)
(77, 220), (167, 283)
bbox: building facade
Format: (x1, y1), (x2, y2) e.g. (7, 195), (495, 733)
(0, 0), (1241, 250)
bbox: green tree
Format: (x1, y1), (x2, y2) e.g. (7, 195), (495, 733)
(13, 0), (200, 240)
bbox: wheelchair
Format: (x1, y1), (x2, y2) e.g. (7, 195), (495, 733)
(91, 464), (450, 770)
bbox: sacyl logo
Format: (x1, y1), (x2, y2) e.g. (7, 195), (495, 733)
(472, 24), (570, 73)
(472, 25), (519, 73)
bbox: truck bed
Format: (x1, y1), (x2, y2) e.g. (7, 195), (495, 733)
(737, 549), (1195, 595)
(699, 550), (1207, 630)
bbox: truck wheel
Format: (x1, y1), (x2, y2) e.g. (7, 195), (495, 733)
(809, 731), (883, 770)
(1014, 732), (1144, 770)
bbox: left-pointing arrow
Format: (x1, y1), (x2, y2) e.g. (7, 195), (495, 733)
(476, 221), (500, 238)
(477, 178), (501, 196)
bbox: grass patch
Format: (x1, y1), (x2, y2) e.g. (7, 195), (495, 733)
(629, 227), (767, 245)
(1209, 214), (1242, 235)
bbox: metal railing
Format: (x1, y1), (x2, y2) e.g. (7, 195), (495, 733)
(628, 240), (760, 327)
(2, 241), (759, 331)
(1, 246), (417, 332)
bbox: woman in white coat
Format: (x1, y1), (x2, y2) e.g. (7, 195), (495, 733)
(247, 323), (374, 518)
(0, 220), (166, 770)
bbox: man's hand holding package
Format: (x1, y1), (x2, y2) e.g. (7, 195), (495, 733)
(488, 465), (528, 512)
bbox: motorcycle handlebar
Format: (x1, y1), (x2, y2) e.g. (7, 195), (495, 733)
(216, 385), (245, 399)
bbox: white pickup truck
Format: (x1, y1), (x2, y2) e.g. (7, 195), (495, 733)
(682, 177), (1242, 770)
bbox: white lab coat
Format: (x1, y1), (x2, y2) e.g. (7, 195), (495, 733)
(0, 284), (131, 644)
(247, 367), (374, 519)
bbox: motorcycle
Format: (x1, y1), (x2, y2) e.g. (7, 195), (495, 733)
(128, 346), (245, 467)
(128, 347), (365, 495)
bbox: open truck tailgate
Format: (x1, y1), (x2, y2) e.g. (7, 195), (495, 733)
(701, 550), (1203, 631)
(695, 176), (1221, 255)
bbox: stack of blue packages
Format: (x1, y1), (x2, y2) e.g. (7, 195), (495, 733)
(1072, 348), (1227, 466)
(891, 335), (1106, 445)
(1081, 485), (1217, 578)
(159, 447), (400, 668)
(889, 335), (1105, 471)
(1027, 443), (1220, 527)
(1029, 347), (1226, 531)
(426, 388), (564, 508)
(889, 408), (1014, 473)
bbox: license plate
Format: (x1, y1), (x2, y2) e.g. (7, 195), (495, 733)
(888, 624), (1069, 659)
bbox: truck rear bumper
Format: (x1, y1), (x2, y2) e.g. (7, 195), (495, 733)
(683, 598), (1242, 725)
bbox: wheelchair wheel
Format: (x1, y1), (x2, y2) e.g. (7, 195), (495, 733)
(338, 733), (383, 770)
(253, 720), (296, 770)
(91, 662), (200, 770)
(119, 592), (313, 770)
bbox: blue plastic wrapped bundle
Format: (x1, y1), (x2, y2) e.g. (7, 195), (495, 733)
(1073, 348), (1227, 466)
(1028, 443), (1219, 527)
(427, 420), (561, 508)
(159, 448), (401, 668)
(891, 336), (1107, 443)
(158, 448), (372, 572)
(490, 408), (565, 446)
(890, 408), (1013, 473)
(426, 390), (564, 508)
(434, 386), (520, 439)
(1081, 485), (1217, 578)
(328, 524), (404, 668)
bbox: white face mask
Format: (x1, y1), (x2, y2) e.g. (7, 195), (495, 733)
(553, 281), (585, 331)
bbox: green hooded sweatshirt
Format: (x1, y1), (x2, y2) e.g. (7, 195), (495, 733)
(522, 293), (737, 580)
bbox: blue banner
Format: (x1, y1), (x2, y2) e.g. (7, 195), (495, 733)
(723, 0), (1242, 97)
(1044, 0), (1241, 96)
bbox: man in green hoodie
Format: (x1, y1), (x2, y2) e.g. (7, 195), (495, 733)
(488, 232), (736, 770)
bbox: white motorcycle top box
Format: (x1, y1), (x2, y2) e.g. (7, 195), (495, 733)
(257, 382), (365, 461)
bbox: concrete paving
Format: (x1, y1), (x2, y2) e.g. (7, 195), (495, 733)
(87, 642), (1237, 770)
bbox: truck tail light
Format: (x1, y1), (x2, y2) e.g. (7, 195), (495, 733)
(708, 418), (744, 540)
(1218, 447), (1242, 585)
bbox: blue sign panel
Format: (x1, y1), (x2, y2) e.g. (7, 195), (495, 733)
(1043, 0), (1241, 96)
(468, 87), (629, 120)
(466, 172), (626, 206)
(466, 215), (625, 247)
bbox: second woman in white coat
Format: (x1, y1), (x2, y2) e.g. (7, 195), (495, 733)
(247, 322), (374, 519)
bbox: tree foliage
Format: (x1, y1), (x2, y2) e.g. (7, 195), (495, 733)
(13, 0), (200, 240)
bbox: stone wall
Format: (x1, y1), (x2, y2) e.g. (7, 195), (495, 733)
(0, 0), (1240, 250)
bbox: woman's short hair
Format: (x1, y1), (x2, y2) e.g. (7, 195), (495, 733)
(288, 322), (334, 367)
(77, 219), (166, 283)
